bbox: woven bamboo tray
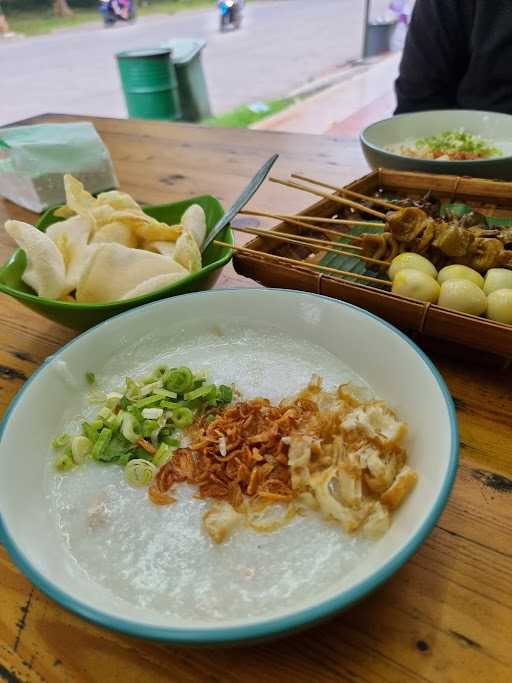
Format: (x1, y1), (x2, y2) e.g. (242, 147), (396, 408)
(233, 169), (512, 365)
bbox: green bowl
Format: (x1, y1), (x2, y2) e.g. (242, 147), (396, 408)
(0, 195), (233, 331)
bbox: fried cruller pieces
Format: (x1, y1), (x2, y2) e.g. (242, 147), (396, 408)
(283, 377), (417, 539)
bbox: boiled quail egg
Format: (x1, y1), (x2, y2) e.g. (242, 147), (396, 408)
(392, 269), (440, 303)
(438, 279), (487, 316)
(437, 264), (484, 289)
(483, 268), (512, 295)
(388, 253), (437, 280)
(486, 288), (512, 324)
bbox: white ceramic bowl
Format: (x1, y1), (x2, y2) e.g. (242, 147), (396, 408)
(0, 289), (458, 645)
(361, 109), (512, 179)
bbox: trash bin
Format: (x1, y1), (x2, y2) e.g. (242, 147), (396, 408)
(160, 39), (211, 122)
(363, 20), (397, 58)
(116, 48), (182, 121)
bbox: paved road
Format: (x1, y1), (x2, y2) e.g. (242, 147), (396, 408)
(0, 0), (390, 125)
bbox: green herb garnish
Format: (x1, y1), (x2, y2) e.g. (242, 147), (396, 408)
(52, 365), (234, 480)
(85, 371), (96, 386)
(416, 129), (501, 159)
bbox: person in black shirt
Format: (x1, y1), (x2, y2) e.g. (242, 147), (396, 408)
(395, 0), (512, 115)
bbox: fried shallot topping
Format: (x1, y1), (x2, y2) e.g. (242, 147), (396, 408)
(149, 398), (317, 508)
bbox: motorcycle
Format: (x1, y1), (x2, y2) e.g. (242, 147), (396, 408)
(99, 0), (136, 27)
(218, 0), (242, 32)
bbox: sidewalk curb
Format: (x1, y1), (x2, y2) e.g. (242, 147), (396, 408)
(251, 52), (400, 135)
(288, 55), (388, 100)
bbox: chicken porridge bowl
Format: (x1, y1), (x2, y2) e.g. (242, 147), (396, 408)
(0, 289), (457, 644)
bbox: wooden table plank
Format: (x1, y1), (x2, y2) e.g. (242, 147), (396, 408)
(0, 114), (511, 683)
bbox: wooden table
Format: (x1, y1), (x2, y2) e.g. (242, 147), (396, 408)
(1, 114), (511, 683)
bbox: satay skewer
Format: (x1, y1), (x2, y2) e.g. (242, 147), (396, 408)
(291, 173), (398, 211)
(239, 209), (384, 229)
(239, 209), (330, 232)
(269, 176), (387, 219)
(233, 225), (363, 250)
(214, 240), (392, 287)
(239, 210), (367, 242)
(231, 226), (389, 267)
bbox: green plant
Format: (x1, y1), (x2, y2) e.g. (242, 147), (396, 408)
(203, 98), (296, 129)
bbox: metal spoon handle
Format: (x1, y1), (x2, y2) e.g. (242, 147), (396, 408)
(201, 153), (279, 252)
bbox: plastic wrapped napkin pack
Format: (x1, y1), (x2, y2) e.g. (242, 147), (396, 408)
(0, 123), (117, 212)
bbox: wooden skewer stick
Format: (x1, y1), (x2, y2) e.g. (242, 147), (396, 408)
(233, 224), (364, 252)
(291, 173), (398, 211)
(239, 209), (384, 229)
(238, 210), (365, 242)
(241, 209), (328, 232)
(269, 176), (387, 219)
(236, 216), (364, 247)
(214, 240), (392, 287)
(233, 226), (389, 267)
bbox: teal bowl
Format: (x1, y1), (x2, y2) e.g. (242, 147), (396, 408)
(361, 109), (512, 179)
(0, 289), (457, 645)
(0, 195), (233, 330)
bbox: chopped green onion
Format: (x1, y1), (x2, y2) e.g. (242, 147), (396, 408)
(71, 435), (91, 464)
(162, 436), (181, 447)
(142, 419), (158, 438)
(54, 450), (74, 471)
(218, 385), (233, 404)
(165, 367), (194, 394)
(118, 451), (134, 466)
(81, 420), (104, 442)
(134, 446), (152, 460)
(85, 371), (96, 386)
(207, 414), (217, 423)
(151, 365), (169, 381)
(105, 412), (124, 433)
(127, 405), (143, 421)
(121, 413), (140, 443)
(153, 388), (178, 399)
(82, 421), (98, 442)
(52, 363), (235, 477)
(105, 392), (123, 409)
(184, 384), (215, 401)
(125, 377), (140, 400)
(139, 380), (163, 397)
(135, 394), (162, 409)
(141, 407), (164, 420)
(52, 433), (70, 449)
(124, 459), (157, 487)
(170, 406), (193, 428)
(415, 129), (501, 158)
(160, 400), (179, 410)
(97, 406), (112, 421)
(99, 435), (131, 463)
(91, 428), (112, 460)
(153, 443), (171, 467)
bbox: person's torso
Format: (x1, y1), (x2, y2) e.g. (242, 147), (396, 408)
(458, 0), (512, 112)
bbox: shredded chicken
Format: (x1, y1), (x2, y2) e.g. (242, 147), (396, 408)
(148, 377), (416, 543)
